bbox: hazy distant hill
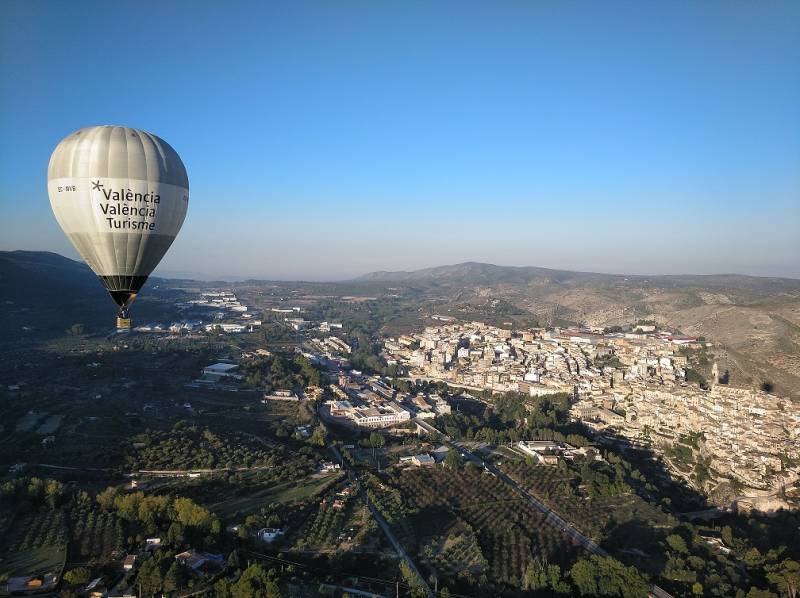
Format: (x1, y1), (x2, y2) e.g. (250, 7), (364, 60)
(357, 262), (603, 284)
(356, 261), (800, 293)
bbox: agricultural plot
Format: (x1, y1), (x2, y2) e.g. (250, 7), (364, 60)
(389, 468), (581, 589)
(349, 447), (393, 470)
(74, 415), (130, 437)
(200, 402), (314, 443)
(301, 505), (348, 550)
(15, 411), (45, 432)
(293, 490), (357, 552)
(68, 506), (124, 566)
(182, 392), (256, 410)
(418, 519), (488, 578)
(209, 473), (342, 520)
(335, 504), (375, 552)
(0, 507), (67, 577)
(35, 414), (64, 434)
(126, 426), (275, 470)
(259, 400), (306, 419)
(502, 462), (673, 543)
(364, 474), (417, 552)
(0, 546), (64, 580)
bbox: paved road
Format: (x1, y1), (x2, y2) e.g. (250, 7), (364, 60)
(23, 463), (277, 477)
(679, 506), (732, 520)
(330, 444), (433, 598)
(23, 463), (114, 472)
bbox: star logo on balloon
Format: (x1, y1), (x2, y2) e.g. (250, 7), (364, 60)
(91, 180), (104, 191)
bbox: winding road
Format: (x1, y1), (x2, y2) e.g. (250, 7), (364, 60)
(329, 444), (433, 597)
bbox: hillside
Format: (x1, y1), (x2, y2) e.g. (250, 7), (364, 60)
(0, 251), (100, 303)
(0, 251), (197, 343)
(0, 251), (109, 339)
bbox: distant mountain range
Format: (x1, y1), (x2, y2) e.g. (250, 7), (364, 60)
(356, 261), (800, 293)
(6, 252), (795, 294)
(5, 252), (800, 306)
(3, 252), (799, 398)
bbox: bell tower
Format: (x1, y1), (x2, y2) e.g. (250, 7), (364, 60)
(711, 361), (719, 388)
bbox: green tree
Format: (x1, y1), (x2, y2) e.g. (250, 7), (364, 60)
(214, 578), (233, 597)
(137, 557), (163, 597)
(399, 560), (427, 598)
(138, 495), (171, 527)
(523, 558), (548, 591)
(548, 564), (571, 594)
(44, 479), (65, 508)
(231, 564), (280, 598)
(721, 525), (734, 547)
(114, 492), (144, 521)
(571, 559), (599, 596)
(570, 556), (649, 598)
(27, 477), (44, 501)
(162, 561), (185, 596)
(227, 549), (241, 569)
(210, 518), (222, 535)
(173, 497), (212, 528)
(768, 560), (800, 598)
(444, 449), (463, 472)
(75, 490), (92, 510)
(96, 486), (119, 510)
(369, 432), (385, 448)
(666, 534), (689, 555)
(63, 568), (91, 586)
(309, 427), (326, 447)
(743, 548), (765, 568)
(166, 522), (185, 546)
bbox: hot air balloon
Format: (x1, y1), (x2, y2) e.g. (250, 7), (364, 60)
(47, 125), (189, 330)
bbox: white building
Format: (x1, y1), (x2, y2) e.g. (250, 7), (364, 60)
(258, 528), (285, 543)
(203, 363), (238, 376)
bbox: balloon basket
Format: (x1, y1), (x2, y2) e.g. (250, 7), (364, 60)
(116, 317), (132, 331)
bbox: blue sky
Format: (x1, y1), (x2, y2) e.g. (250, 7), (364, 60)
(1, 1), (798, 280)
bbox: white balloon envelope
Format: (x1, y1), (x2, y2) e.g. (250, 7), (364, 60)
(47, 125), (189, 329)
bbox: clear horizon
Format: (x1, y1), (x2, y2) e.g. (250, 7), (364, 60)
(1, 1), (798, 280)
(6, 249), (800, 283)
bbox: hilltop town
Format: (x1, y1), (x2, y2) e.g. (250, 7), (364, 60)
(382, 322), (800, 500)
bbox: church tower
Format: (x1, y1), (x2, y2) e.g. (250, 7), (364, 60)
(711, 361), (719, 388)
